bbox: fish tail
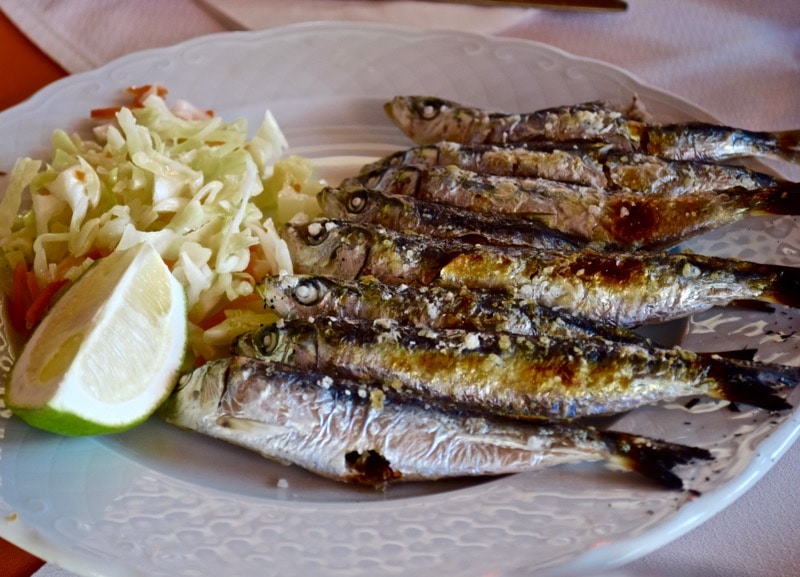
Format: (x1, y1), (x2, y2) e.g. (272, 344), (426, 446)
(761, 264), (800, 309)
(745, 182), (800, 215)
(774, 129), (800, 164)
(601, 430), (712, 491)
(705, 356), (797, 412)
(698, 348), (758, 362)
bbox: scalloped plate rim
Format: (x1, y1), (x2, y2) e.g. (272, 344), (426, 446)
(0, 21), (797, 577)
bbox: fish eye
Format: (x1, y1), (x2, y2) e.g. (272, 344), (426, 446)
(346, 190), (369, 214)
(292, 278), (322, 306)
(305, 221), (329, 246)
(415, 97), (445, 120)
(258, 325), (280, 356)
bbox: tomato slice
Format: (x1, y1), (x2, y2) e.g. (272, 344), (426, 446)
(90, 84), (168, 119)
(24, 279), (68, 330)
(8, 262), (31, 335)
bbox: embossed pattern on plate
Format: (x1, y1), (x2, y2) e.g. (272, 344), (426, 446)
(0, 22), (798, 577)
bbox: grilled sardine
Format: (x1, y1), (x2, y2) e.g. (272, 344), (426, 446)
(359, 141), (610, 188)
(163, 357), (713, 490)
(384, 96), (800, 164)
(260, 273), (647, 346)
(232, 317), (796, 419)
(318, 185), (583, 250)
(279, 219), (800, 326)
(359, 141), (786, 195)
(344, 164), (798, 251)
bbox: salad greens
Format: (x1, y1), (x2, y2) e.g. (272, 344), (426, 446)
(0, 85), (321, 361)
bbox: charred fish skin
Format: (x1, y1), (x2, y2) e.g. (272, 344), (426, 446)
(164, 356), (712, 489)
(344, 164), (798, 251)
(233, 317), (795, 420)
(385, 96), (800, 164)
(260, 273), (652, 347)
(318, 186), (583, 250)
(438, 247), (800, 327)
(602, 150), (781, 195)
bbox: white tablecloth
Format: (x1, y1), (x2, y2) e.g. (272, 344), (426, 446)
(2, 1), (799, 575)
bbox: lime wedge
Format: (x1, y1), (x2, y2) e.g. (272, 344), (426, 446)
(4, 242), (188, 435)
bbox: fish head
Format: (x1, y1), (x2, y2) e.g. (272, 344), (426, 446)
(279, 218), (371, 279)
(317, 186), (404, 223)
(261, 274), (340, 318)
(160, 359), (229, 428)
(345, 166), (424, 198)
(233, 320), (318, 367)
(384, 95), (468, 145)
(357, 149), (411, 175)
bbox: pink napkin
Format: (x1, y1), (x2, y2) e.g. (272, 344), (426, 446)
(0, 0), (527, 74)
(200, 0), (527, 34)
(0, 0), (227, 73)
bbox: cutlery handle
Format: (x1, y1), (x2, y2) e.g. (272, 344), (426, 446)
(421, 0), (628, 11)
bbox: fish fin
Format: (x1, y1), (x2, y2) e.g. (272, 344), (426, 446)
(745, 182), (800, 216)
(601, 430), (712, 491)
(216, 416), (288, 436)
(761, 264), (800, 309)
(774, 129), (800, 164)
(705, 356), (797, 412)
(728, 299), (776, 314)
(697, 348), (758, 362)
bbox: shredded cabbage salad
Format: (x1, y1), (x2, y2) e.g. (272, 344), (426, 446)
(0, 85), (322, 363)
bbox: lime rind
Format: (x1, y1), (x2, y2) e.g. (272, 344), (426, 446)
(8, 403), (152, 436)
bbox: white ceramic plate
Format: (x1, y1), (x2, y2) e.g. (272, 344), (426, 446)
(1, 22), (799, 577)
